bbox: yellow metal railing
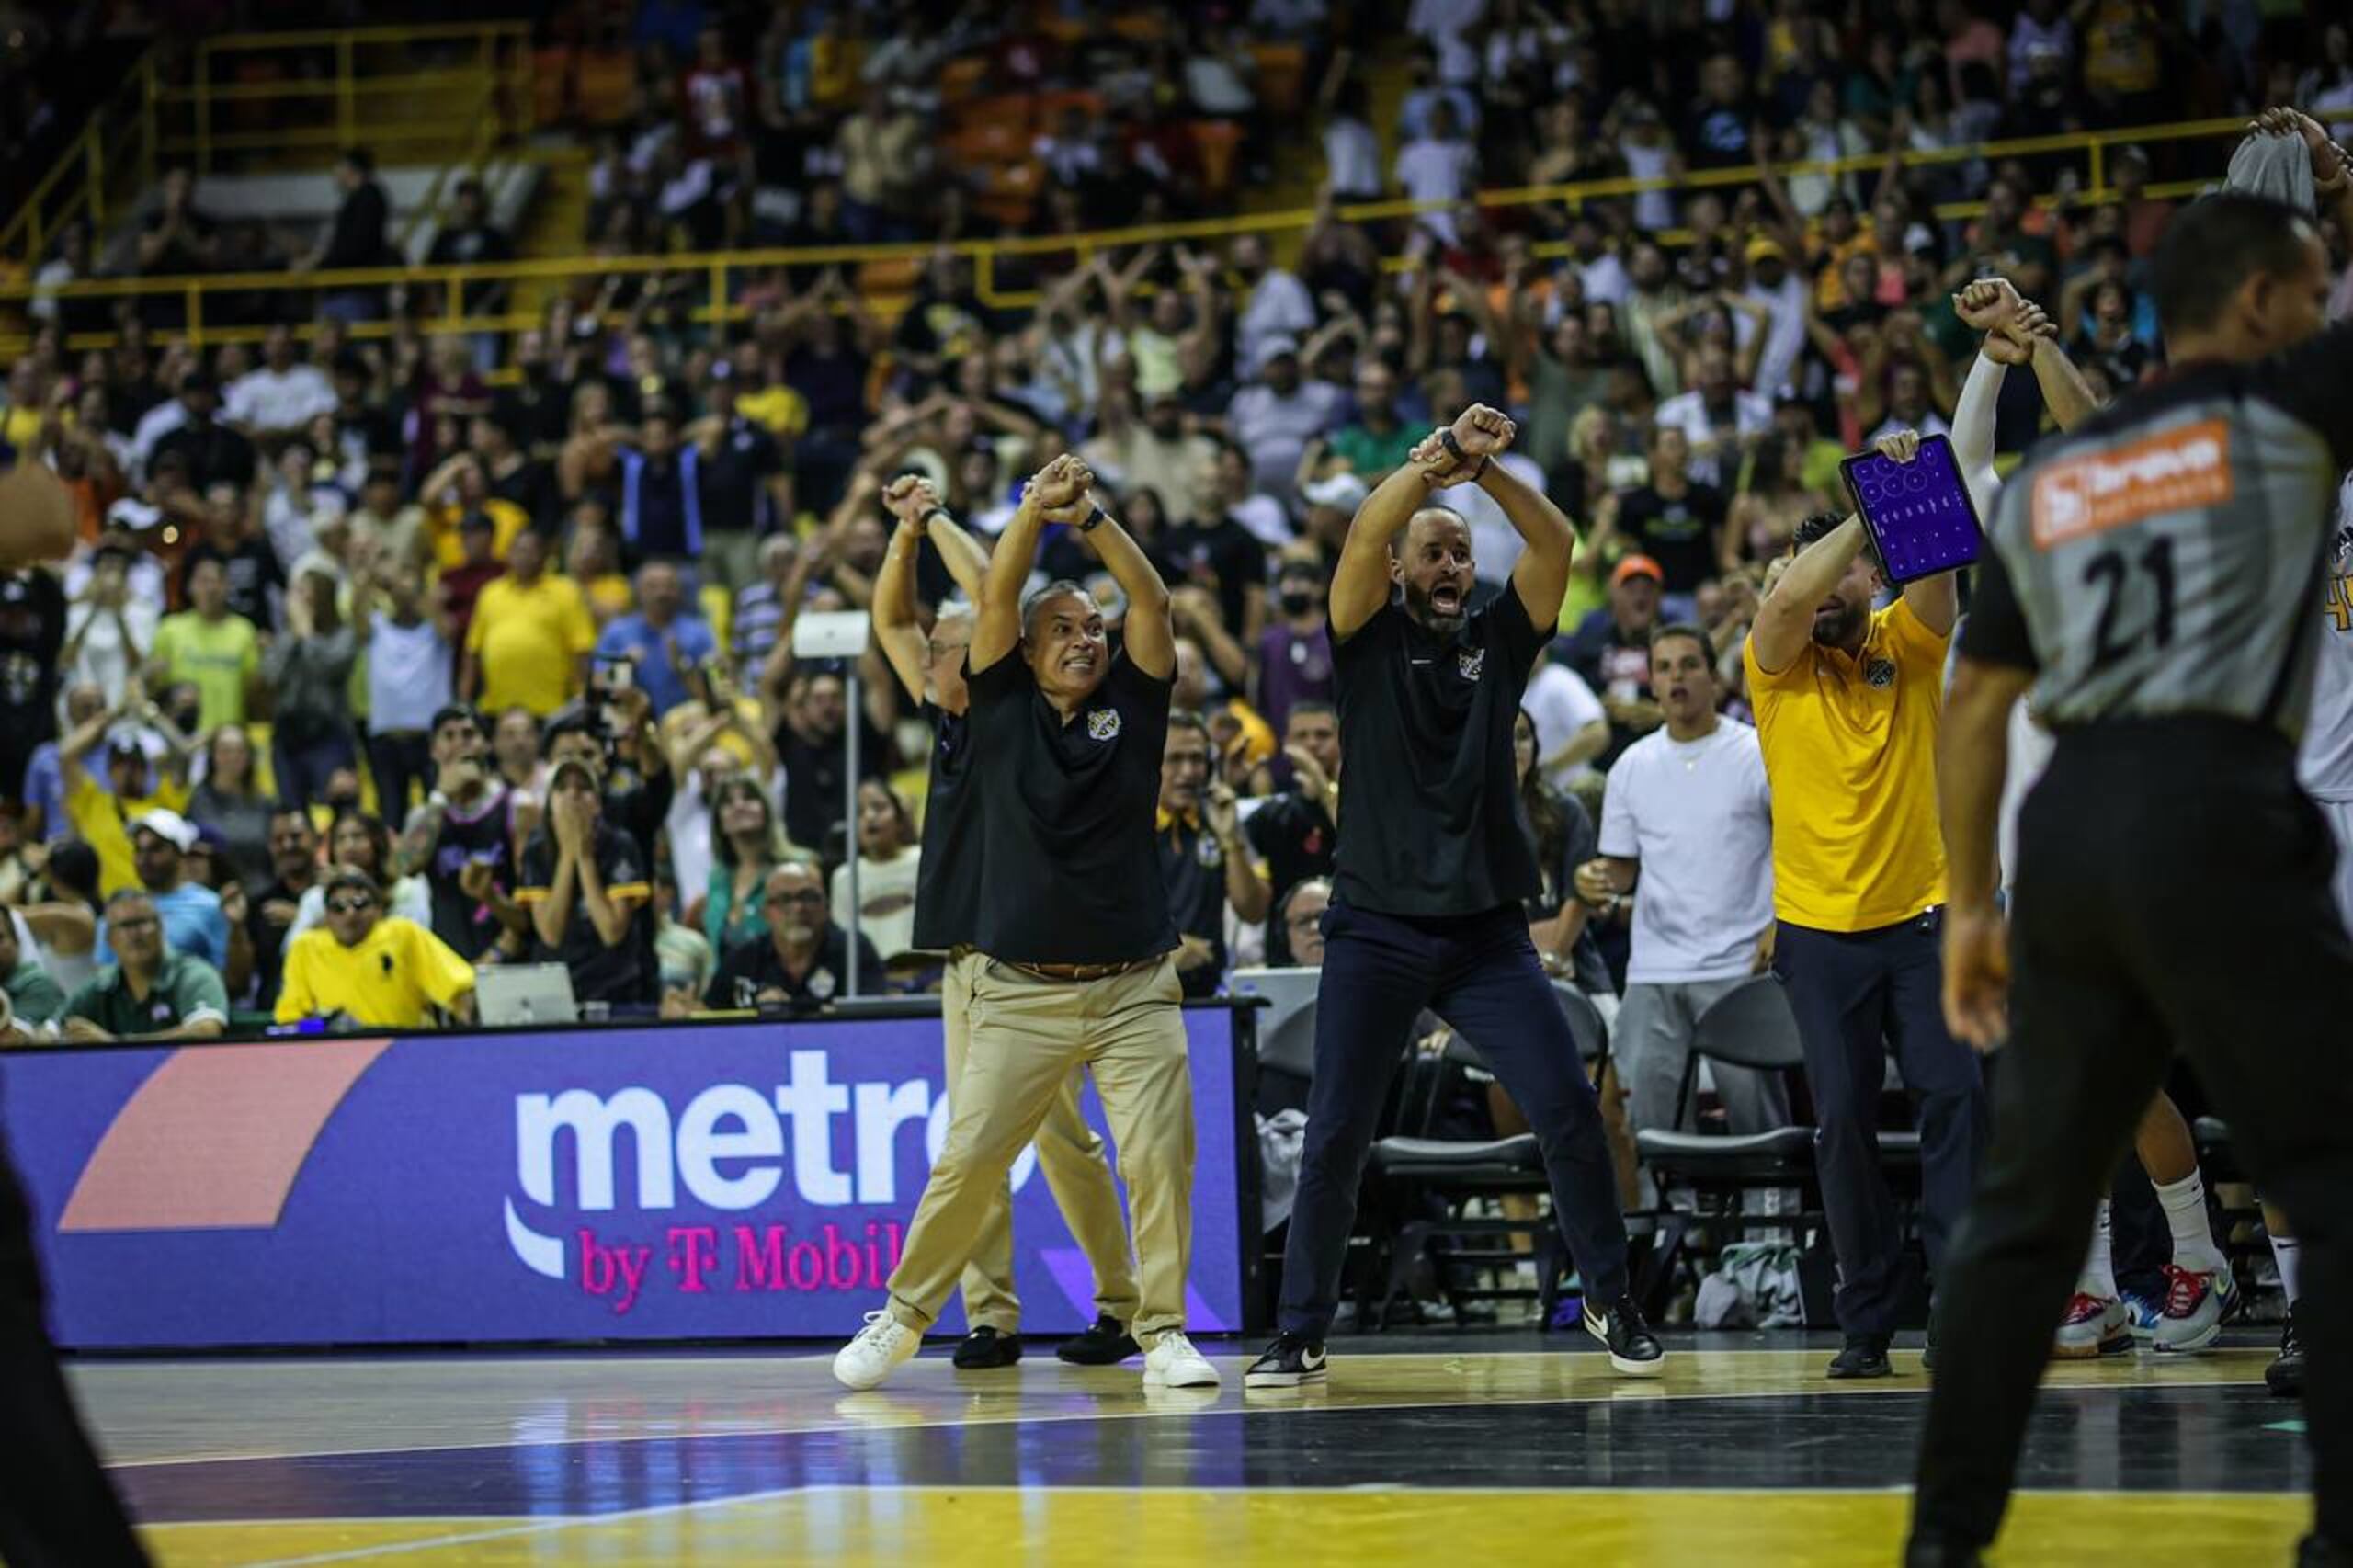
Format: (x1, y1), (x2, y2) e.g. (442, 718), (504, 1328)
(2, 113), (2247, 355)
(173, 23), (531, 172)
(2, 23), (530, 270)
(0, 52), (163, 276)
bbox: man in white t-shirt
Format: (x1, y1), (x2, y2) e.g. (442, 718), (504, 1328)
(224, 324), (336, 439)
(1521, 646), (1608, 790)
(1577, 623), (1787, 1140)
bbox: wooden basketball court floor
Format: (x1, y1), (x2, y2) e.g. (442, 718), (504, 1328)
(74, 1330), (2307, 1566)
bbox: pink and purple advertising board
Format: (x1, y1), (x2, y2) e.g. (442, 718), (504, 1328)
(0, 1006), (1259, 1348)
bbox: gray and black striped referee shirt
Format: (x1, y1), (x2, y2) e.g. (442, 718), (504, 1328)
(1963, 321), (2353, 740)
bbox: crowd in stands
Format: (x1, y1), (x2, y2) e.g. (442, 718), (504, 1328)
(0, 0), (2346, 1063)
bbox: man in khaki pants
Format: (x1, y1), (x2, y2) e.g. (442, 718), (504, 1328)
(870, 475), (1140, 1369)
(836, 456), (1217, 1392)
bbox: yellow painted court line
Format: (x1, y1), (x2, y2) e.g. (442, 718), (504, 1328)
(140, 1484), (2313, 1568)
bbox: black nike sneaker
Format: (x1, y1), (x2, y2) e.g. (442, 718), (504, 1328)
(1055, 1312), (1142, 1366)
(1582, 1294), (1666, 1377)
(1827, 1334), (1893, 1379)
(951, 1326), (1022, 1369)
(2268, 1305), (2304, 1397)
(1244, 1332), (1329, 1390)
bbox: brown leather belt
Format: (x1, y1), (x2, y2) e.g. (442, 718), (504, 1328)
(1007, 958), (1157, 983)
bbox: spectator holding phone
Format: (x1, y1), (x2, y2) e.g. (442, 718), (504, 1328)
(592, 559), (717, 718)
(397, 704), (532, 961)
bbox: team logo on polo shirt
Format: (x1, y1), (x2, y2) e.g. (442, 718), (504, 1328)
(1457, 648), (1486, 681)
(1196, 834), (1223, 868)
(1865, 657), (1897, 688)
(808, 968), (837, 1001)
(1086, 710), (1121, 741)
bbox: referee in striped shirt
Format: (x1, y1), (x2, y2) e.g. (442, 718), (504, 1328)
(1911, 136), (2353, 1563)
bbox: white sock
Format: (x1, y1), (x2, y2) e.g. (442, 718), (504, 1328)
(2271, 1233), (2302, 1304)
(2154, 1170), (2227, 1274)
(2075, 1200), (2119, 1300)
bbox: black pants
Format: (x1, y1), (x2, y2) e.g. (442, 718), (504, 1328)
(0, 1142), (150, 1567)
(367, 729), (432, 824)
(1915, 719), (2353, 1549)
(1278, 901), (1630, 1337)
(1774, 913), (1988, 1335)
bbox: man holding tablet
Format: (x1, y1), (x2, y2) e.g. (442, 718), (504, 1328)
(1743, 431), (1987, 1381)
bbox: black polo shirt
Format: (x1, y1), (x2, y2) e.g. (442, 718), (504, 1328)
(517, 819), (656, 1005)
(703, 923), (881, 1009)
(697, 416), (785, 535)
(967, 648), (1176, 964)
(1157, 811), (1228, 999)
(1330, 583), (1546, 918)
(910, 703), (977, 952)
(1245, 790), (1336, 962)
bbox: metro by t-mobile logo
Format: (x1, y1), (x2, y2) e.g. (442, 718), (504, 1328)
(504, 1049), (1043, 1311)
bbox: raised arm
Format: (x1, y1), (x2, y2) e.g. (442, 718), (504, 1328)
(1329, 447), (1441, 639)
(1051, 480), (1176, 680)
(2023, 327), (2102, 434)
(1750, 511), (1866, 676)
(972, 455), (1081, 673)
(872, 475), (936, 704)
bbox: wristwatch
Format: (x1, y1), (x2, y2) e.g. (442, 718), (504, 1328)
(1078, 504), (1108, 533)
(1437, 426), (1489, 478)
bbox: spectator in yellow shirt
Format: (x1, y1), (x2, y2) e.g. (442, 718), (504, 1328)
(58, 698), (193, 896)
(151, 556), (260, 732)
(460, 529), (596, 718)
(276, 867), (477, 1028)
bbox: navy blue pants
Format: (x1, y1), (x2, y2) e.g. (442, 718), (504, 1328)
(1773, 912), (1987, 1336)
(1277, 901), (1631, 1338)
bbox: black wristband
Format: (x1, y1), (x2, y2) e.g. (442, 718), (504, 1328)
(1078, 504), (1108, 534)
(918, 506), (949, 528)
(1436, 426), (1488, 478)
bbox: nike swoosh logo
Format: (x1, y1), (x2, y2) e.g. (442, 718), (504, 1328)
(1302, 1349), (1327, 1368)
(1409, 658), (1433, 665)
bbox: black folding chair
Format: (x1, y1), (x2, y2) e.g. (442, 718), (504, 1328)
(1632, 975), (1822, 1312)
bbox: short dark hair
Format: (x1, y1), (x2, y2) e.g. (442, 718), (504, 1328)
(430, 703), (482, 737)
(1648, 621), (1711, 660)
(1793, 509), (1879, 571)
(341, 145), (375, 175)
(1019, 579), (1093, 640)
(1166, 710), (1211, 743)
(539, 708), (597, 759)
(2151, 193), (2316, 335)
(103, 886), (155, 916)
(1285, 699), (1336, 726)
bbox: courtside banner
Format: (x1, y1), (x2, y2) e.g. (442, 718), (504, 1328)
(0, 1010), (1252, 1349)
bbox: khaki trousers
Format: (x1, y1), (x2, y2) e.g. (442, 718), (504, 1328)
(889, 954), (1194, 1346)
(940, 951), (1142, 1333)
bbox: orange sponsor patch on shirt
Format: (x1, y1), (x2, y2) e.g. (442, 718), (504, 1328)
(2030, 419), (2233, 550)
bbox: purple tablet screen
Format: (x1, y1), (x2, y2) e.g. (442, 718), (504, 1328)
(1840, 435), (1984, 584)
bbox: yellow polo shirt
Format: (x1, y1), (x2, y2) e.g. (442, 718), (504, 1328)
(464, 572), (597, 717)
(66, 772), (193, 896)
(275, 916), (477, 1028)
(1744, 598), (1949, 932)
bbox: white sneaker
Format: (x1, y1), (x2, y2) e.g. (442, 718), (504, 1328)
(833, 1310), (920, 1390)
(2154, 1263), (2237, 1354)
(1142, 1331), (1222, 1389)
